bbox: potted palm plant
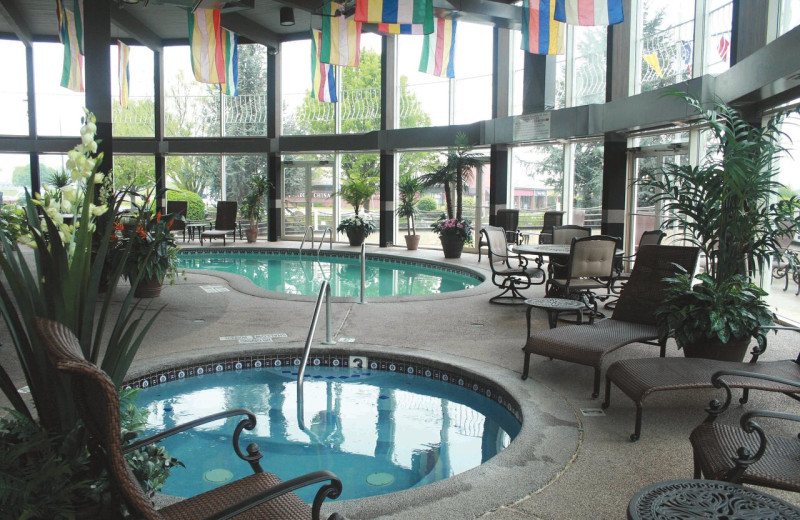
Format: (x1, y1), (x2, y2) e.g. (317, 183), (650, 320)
(397, 173), (422, 250)
(240, 172), (271, 243)
(336, 171), (378, 246)
(420, 132), (483, 258)
(639, 92), (800, 361)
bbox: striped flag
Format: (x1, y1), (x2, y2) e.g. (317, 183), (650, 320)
(56, 0), (83, 53)
(311, 29), (337, 103)
(60, 6), (84, 91)
(554, 0), (624, 26)
(321, 12), (361, 67)
(419, 16), (457, 78)
(378, 23), (425, 35)
(643, 53), (663, 78)
(718, 35), (730, 62)
(220, 29), (238, 95)
(521, 0), (565, 55)
(117, 40), (130, 107)
(355, 0), (434, 34)
(188, 9), (226, 84)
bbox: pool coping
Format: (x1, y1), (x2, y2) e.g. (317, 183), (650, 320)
(127, 343), (581, 519)
(176, 247), (497, 303)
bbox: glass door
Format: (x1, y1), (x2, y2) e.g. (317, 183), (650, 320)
(282, 162), (335, 238)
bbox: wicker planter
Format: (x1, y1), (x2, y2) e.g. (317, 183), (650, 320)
(404, 234), (420, 250)
(439, 235), (465, 259)
(134, 274), (164, 298)
(345, 227), (368, 246)
(682, 336), (751, 362)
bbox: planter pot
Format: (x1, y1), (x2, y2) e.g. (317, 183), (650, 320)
(682, 336), (751, 362)
(245, 228), (258, 243)
(134, 274), (164, 298)
(404, 234), (421, 250)
(346, 227), (368, 247)
(440, 235), (465, 259)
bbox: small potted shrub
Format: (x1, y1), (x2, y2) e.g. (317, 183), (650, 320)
(396, 173), (422, 250)
(336, 171), (378, 246)
(240, 173), (271, 243)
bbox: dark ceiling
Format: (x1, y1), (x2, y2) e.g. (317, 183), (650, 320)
(0, 0), (521, 51)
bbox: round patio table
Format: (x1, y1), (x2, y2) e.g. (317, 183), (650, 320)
(524, 297), (585, 335)
(627, 479), (800, 520)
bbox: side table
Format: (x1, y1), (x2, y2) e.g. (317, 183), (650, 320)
(186, 222), (208, 241)
(524, 297), (585, 336)
(628, 479), (800, 520)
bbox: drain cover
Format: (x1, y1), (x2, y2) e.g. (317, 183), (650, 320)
(204, 468), (234, 483)
(366, 472), (395, 486)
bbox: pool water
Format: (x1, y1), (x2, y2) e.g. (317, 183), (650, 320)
(135, 366), (519, 502)
(176, 251), (481, 297)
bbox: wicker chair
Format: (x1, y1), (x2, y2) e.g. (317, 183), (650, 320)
(690, 369), (800, 492)
(544, 235), (618, 320)
(201, 201), (238, 246)
(521, 245), (700, 398)
(537, 210), (566, 245)
(605, 230), (665, 309)
(34, 317), (344, 520)
(481, 226), (545, 304)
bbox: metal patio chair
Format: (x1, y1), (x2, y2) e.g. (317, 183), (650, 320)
(481, 225), (544, 304)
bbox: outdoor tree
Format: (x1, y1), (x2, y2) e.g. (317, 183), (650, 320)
(12, 163), (58, 187)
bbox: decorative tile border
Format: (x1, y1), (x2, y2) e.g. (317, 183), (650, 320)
(123, 352), (521, 423)
(177, 248), (485, 282)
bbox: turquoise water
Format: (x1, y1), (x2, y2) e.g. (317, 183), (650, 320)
(177, 251), (481, 297)
(135, 366), (519, 502)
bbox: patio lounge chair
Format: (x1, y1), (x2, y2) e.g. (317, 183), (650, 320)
(602, 327), (800, 441)
(690, 369), (800, 492)
(481, 225), (544, 304)
(34, 317), (344, 520)
(521, 245), (700, 398)
(201, 201), (238, 246)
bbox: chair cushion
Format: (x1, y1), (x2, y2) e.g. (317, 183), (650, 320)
(159, 471), (312, 520)
(690, 422), (800, 492)
(549, 278), (608, 290)
(523, 319), (659, 368)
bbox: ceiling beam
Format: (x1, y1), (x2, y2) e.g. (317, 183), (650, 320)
(109, 2), (164, 52)
(447, 0), (521, 29)
(0, 0), (33, 47)
(221, 12), (281, 49)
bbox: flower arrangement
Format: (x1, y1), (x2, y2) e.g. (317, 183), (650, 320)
(336, 215), (377, 235)
(431, 214), (473, 245)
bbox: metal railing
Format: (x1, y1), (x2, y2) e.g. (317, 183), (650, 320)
(298, 226), (314, 255)
(316, 227), (333, 255)
(296, 281), (336, 431)
(359, 243), (367, 304)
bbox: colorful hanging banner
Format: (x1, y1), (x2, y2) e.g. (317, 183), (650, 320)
(60, 7), (84, 91)
(355, 0), (434, 34)
(419, 16), (457, 78)
(117, 40), (130, 107)
(718, 35), (730, 62)
(643, 52), (663, 78)
(188, 9), (226, 84)
(321, 10), (362, 67)
(554, 0), (624, 26)
(220, 28), (238, 95)
(521, 0), (565, 55)
(378, 23), (425, 34)
(311, 29), (338, 103)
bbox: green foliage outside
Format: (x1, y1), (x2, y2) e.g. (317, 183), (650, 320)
(12, 164), (58, 188)
(0, 204), (26, 245)
(167, 188), (206, 220)
(417, 196), (438, 211)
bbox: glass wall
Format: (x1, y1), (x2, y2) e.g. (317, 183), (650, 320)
(164, 46), (221, 137)
(705, 0), (733, 75)
(638, 0), (694, 93)
(223, 44), (269, 137)
(341, 33), (382, 133)
(0, 154), (35, 205)
(572, 141), (604, 229)
(397, 33), (448, 128)
(453, 22), (493, 124)
(511, 144), (564, 234)
(113, 155), (155, 191)
(112, 44), (155, 137)
(166, 154), (220, 206)
(0, 41), (28, 136)
(33, 42), (84, 136)
(398, 151), (440, 246)
(779, 0), (800, 36)
(572, 27), (607, 106)
(282, 39), (334, 136)
(282, 154), (336, 237)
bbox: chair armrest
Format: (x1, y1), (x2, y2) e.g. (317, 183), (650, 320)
(726, 409), (800, 479)
(123, 408), (260, 466)
(207, 470), (343, 520)
(706, 370), (800, 419)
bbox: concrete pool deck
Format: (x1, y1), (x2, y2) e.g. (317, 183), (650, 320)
(2, 240), (799, 519)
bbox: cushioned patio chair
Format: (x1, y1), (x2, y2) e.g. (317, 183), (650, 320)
(166, 200), (188, 242)
(34, 317), (344, 520)
(690, 369), (800, 492)
(548, 225), (592, 278)
(521, 245), (700, 398)
(481, 225), (545, 304)
(545, 235), (618, 321)
(201, 201), (238, 246)
(478, 209), (522, 262)
(602, 327), (800, 441)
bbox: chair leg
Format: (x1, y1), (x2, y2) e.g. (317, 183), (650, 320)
(521, 352), (531, 380)
(601, 376), (612, 409)
(630, 405), (643, 442)
(693, 451), (702, 479)
(592, 367), (601, 398)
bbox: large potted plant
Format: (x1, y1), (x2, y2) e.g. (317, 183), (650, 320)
(240, 172), (271, 243)
(336, 171), (378, 246)
(396, 173), (422, 250)
(640, 93), (800, 361)
(420, 132), (483, 258)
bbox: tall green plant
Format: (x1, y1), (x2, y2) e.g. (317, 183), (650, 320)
(239, 172), (271, 228)
(639, 92), (800, 282)
(396, 173), (422, 236)
(0, 110), (162, 434)
(338, 171), (379, 216)
(419, 132), (483, 221)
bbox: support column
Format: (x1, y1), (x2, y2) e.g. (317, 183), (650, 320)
(379, 35), (397, 247)
(154, 50), (166, 213)
(25, 45), (40, 196)
(731, 0), (769, 65)
(83, 5), (113, 178)
(267, 49), (281, 241)
(379, 153), (394, 247)
(522, 54), (556, 113)
(489, 145), (509, 225)
(601, 133), (626, 239)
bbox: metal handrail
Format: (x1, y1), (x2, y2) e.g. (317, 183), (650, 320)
(316, 227), (333, 255)
(359, 243), (367, 304)
(297, 281), (335, 431)
(299, 226), (314, 255)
